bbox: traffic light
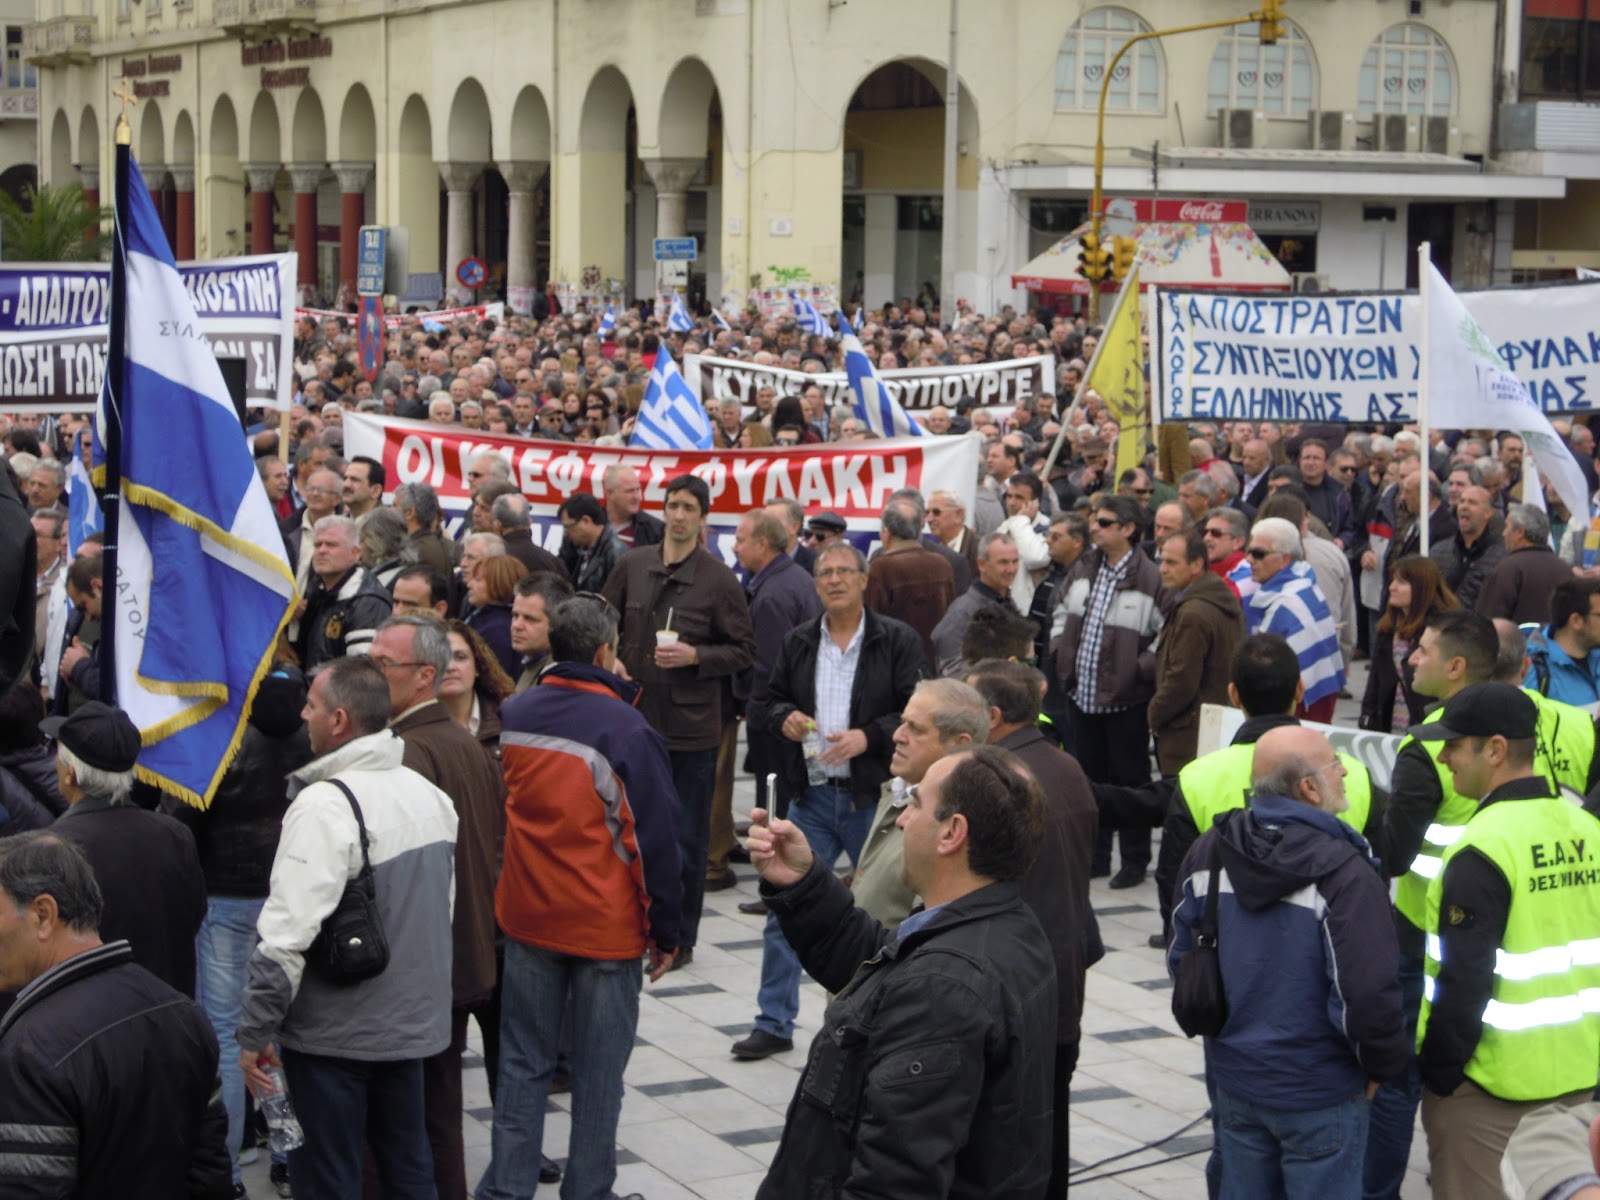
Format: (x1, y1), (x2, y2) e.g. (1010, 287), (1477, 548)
(1078, 231), (1110, 283)
(1111, 235), (1139, 281)
(1259, 0), (1285, 46)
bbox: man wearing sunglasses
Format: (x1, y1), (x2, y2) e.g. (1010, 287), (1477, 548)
(1244, 518), (1346, 724)
(1202, 507), (1257, 602)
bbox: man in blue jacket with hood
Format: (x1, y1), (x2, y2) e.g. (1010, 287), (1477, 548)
(1170, 724), (1408, 1199)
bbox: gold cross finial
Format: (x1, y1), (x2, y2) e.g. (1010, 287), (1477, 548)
(112, 78), (137, 145)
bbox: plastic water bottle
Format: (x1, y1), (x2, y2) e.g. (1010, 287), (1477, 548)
(802, 721), (829, 785)
(260, 1065), (306, 1153)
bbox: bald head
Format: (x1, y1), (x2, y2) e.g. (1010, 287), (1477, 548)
(1492, 618), (1529, 685)
(1251, 726), (1348, 815)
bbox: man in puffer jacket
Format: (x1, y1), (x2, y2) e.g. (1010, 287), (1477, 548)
(1170, 725), (1408, 1200)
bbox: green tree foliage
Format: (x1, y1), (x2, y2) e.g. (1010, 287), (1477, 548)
(0, 182), (110, 262)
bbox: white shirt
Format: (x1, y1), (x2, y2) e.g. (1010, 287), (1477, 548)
(814, 613), (865, 779)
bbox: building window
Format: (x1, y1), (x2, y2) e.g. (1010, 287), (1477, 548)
(1028, 197), (1086, 257)
(1207, 22), (1316, 116)
(1520, 4), (1600, 100)
(1054, 7), (1164, 113)
(1358, 24), (1456, 116)
(3, 27), (34, 89)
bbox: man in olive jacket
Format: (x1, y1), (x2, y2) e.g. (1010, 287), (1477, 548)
(748, 745), (1057, 1200)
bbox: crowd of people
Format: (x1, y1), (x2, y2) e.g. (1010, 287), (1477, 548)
(2, 293), (1600, 1200)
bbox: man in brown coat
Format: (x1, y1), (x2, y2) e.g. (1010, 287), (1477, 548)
(1147, 529), (1244, 776)
(966, 658), (1098, 1200)
(369, 614), (505, 1200)
(603, 474), (756, 965)
(866, 499), (955, 672)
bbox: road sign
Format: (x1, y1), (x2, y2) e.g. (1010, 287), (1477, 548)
(456, 257), (487, 289)
(658, 260), (688, 287)
(653, 237), (698, 262)
(358, 294), (384, 382)
(357, 225), (387, 296)
(1103, 199), (1138, 239)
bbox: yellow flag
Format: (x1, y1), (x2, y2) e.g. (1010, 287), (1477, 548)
(1086, 270), (1147, 478)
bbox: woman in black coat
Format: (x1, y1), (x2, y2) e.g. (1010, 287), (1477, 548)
(1360, 555), (1458, 732)
(0, 679), (67, 835)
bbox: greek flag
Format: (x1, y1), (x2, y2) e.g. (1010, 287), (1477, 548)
(852, 305), (865, 333)
(712, 309), (732, 331)
(791, 293), (831, 339)
(629, 346), (714, 451)
(598, 304), (616, 339)
(92, 152), (297, 807)
(667, 292), (694, 333)
(842, 332), (923, 438)
(66, 426), (102, 557)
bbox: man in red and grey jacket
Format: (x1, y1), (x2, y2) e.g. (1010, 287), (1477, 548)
(477, 594), (681, 1200)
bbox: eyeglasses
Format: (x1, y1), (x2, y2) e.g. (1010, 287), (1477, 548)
(1302, 759), (1342, 782)
(1093, 516), (1120, 528)
(304, 486), (340, 498)
(1246, 547), (1275, 560)
(1131, 487), (1153, 497)
(1202, 527), (1229, 538)
(816, 566), (861, 580)
(574, 590), (618, 619)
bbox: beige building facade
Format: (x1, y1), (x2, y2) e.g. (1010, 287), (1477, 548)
(25, 0), (1565, 311)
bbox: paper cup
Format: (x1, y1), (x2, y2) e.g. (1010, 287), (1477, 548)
(656, 630), (680, 647)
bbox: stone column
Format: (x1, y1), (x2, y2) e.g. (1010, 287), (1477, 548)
(78, 164), (100, 248)
(243, 163), (279, 255)
(288, 164), (324, 305)
(499, 159), (547, 314)
(170, 165), (196, 262)
(641, 156), (700, 240)
(332, 161), (374, 300)
(143, 164), (173, 251)
(438, 162), (481, 304)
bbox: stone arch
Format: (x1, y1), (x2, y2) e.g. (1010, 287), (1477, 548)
(138, 101), (165, 168)
(841, 58), (980, 154)
(656, 57), (719, 159)
(337, 83), (377, 162)
(291, 89), (327, 163)
(248, 91), (281, 164)
(508, 85), (551, 162)
(394, 94), (439, 286)
(172, 110), (196, 165)
(49, 110), (73, 186)
(446, 77), (491, 164)
(578, 66), (634, 153)
(77, 106), (99, 167)
(206, 94), (244, 258)
(210, 95), (239, 159)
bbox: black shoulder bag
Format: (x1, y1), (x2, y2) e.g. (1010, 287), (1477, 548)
(1171, 839), (1228, 1038)
(307, 779), (391, 985)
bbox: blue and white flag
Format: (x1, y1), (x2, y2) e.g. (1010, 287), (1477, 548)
(66, 426), (102, 558)
(853, 305), (865, 333)
(842, 332), (923, 438)
(630, 347), (714, 451)
(712, 309), (732, 331)
(597, 304), (616, 339)
(791, 293), (831, 339)
(667, 292), (694, 334)
(92, 153), (296, 807)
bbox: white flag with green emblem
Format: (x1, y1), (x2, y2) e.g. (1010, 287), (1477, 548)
(1425, 261), (1590, 525)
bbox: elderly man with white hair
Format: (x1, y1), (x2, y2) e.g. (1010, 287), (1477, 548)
(295, 514), (395, 670)
(1244, 517), (1346, 723)
(427, 392), (458, 424)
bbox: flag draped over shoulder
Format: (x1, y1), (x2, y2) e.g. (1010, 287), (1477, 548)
(597, 304), (616, 339)
(1087, 270), (1148, 478)
(667, 292), (694, 333)
(842, 332), (923, 439)
(629, 346), (714, 450)
(66, 427), (102, 557)
(1424, 261), (1590, 525)
(92, 152), (297, 808)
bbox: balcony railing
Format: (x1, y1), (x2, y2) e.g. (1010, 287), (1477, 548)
(23, 16), (95, 67)
(215, 0), (318, 38)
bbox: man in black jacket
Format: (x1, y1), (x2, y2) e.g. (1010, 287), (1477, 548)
(0, 831), (233, 1198)
(747, 745), (1056, 1199)
(732, 541), (925, 1060)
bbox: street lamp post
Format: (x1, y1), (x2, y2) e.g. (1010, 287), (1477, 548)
(1085, 4), (1285, 322)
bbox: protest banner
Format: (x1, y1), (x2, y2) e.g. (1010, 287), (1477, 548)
(683, 353), (1055, 413)
(0, 253), (296, 411)
(296, 301), (505, 329)
(1198, 703), (1400, 789)
(343, 413), (980, 563)
(1154, 279), (1600, 423)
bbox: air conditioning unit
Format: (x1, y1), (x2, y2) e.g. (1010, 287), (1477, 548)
(1217, 108), (1267, 149)
(1306, 110), (1355, 151)
(1421, 115), (1461, 157)
(1292, 273), (1330, 293)
(1376, 113), (1420, 153)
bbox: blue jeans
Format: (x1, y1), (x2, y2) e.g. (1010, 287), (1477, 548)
(1216, 1086), (1370, 1200)
(1362, 950), (1424, 1200)
(755, 784), (874, 1039)
(477, 941), (643, 1200)
(280, 1050), (434, 1199)
(195, 894), (285, 1183)
(671, 748), (718, 951)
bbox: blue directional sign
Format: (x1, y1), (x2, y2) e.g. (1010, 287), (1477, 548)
(653, 237), (699, 262)
(357, 226), (387, 297)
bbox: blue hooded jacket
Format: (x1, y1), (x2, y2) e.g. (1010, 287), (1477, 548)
(1523, 624), (1600, 708)
(1169, 793), (1409, 1110)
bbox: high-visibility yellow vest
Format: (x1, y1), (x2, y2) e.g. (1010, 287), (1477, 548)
(1526, 689), (1595, 796)
(1178, 742), (1371, 835)
(1417, 792), (1600, 1101)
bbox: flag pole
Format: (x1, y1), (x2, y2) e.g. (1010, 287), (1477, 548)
(98, 98), (133, 704)
(1418, 241), (1431, 559)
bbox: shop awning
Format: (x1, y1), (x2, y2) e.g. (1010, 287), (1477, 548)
(1011, 217), (1294, 296)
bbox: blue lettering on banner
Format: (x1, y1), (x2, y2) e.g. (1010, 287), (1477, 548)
(1156, 283), (1600, 422)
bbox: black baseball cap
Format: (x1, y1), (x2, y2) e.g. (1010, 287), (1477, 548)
(807, 513), (847, 535)
(40, 701), (142, 772)
(1408, 682), (1538, 742)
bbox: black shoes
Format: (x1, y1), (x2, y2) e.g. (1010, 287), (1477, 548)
(704, 872), (738, 892)
(1147, 931), (1171, 950)
(270, 1161), (292, 1197)
(1109, 865), (1147, 890)
(732, 1029), (794, 1060)
(737, 898), (769, 916)
(662, 947), (694, 972)
(540, 1155), (562, 1184)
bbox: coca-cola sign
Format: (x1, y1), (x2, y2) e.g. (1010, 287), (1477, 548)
(1101, 197), (1248, 224)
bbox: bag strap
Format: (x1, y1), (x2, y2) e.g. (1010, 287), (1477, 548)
(1197, 838), (1223, 949)
(327, 778), (373, 875)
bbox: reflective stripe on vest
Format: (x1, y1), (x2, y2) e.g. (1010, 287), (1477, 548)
(1417, 795), (1600, 1101)
(1178, 740), (1370, 834)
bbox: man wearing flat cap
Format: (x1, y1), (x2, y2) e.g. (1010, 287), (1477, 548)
(805, 511), (848, 551)
(1411, 682), (1600, 1197)
(46, 701), (207, 997)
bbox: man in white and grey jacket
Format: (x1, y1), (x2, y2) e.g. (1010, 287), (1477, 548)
(238, 655), (458, 1197)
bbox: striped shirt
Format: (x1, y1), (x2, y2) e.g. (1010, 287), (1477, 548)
(815, 613), (865, 782)
(1074, 549), (1133, 714)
